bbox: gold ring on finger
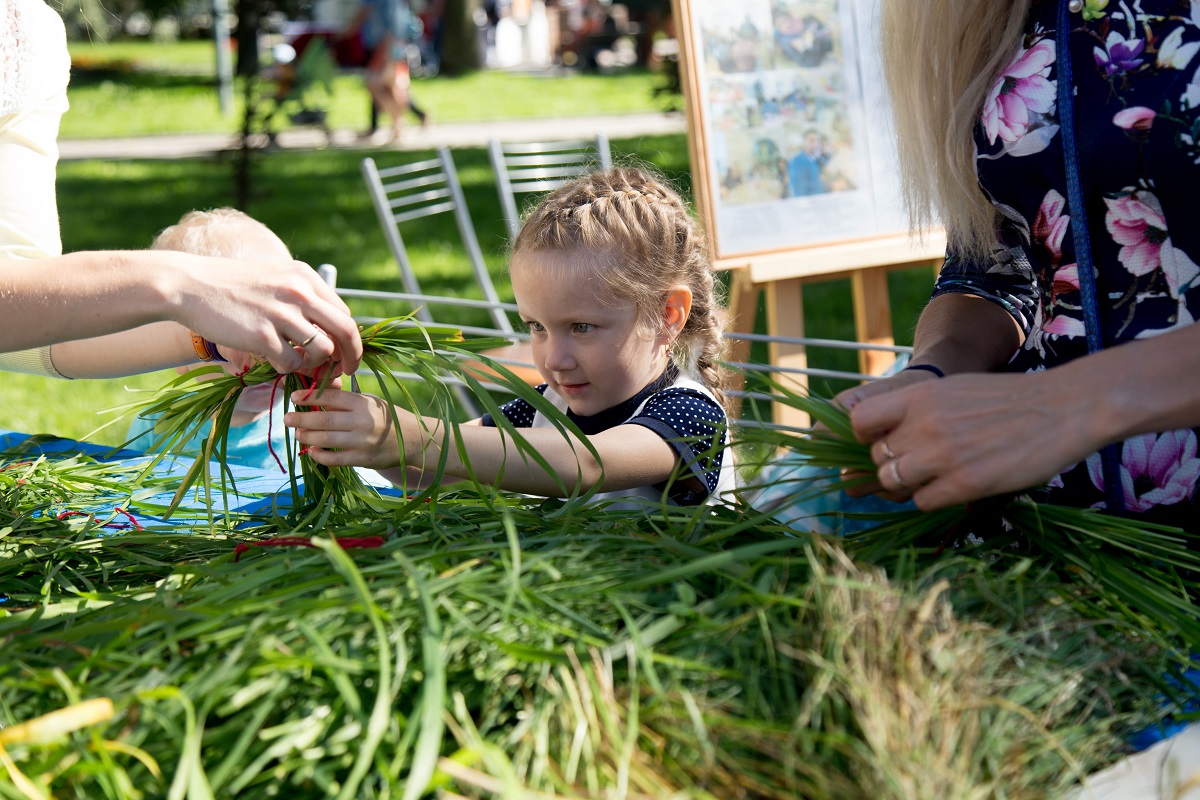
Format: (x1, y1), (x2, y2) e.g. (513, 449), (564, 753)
(888, 458), (911, 490)
(291, 327), (320, 348)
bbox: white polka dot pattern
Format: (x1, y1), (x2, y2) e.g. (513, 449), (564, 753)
(482, 384), (726, 500)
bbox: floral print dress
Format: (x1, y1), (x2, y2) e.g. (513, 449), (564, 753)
(932, 0), (1200, 525)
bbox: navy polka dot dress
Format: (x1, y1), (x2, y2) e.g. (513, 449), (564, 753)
(481, 365), (727, 504)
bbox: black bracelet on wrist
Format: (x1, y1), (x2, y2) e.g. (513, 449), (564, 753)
(902, 363), (945, 379)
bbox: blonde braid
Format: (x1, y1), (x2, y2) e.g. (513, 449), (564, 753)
(514, 166), (730, 410)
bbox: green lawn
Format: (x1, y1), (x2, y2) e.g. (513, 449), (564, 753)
(63, 40), (667, 138)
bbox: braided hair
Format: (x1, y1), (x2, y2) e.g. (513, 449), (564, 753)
(512, 166), (730, 409)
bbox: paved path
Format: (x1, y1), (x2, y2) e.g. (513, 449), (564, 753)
(57, 110), (688, 161)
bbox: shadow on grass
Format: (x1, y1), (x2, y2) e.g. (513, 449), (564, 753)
(69, 65), (217, 90)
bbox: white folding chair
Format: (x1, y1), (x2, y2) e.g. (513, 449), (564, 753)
(488, 134), (613, 241)
(361, 148), (512, 335)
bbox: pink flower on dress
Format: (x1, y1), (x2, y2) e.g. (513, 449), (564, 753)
(1042, 312), (1086, 336)
(982, 39), (1056, 145)
(1112, 106), (1156, 130)
(1087, 430), (1200, 512)
(1033, 189), (1070, 261)
(1043, 263), (1084, 337)
(1051, 263), (1080, 296)
(1104, 190), (1168, 276)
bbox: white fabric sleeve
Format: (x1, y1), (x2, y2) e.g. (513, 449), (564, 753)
(0, 345), (68, 378)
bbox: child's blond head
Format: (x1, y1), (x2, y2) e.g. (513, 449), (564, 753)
(512, 166), (729, 406)
(152, 208), (291, 261)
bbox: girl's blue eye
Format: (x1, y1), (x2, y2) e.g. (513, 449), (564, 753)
(525, 321), (544, 333)
(573, 323), (595, 334)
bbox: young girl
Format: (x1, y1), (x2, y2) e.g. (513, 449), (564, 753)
(285, 166), (737, 506)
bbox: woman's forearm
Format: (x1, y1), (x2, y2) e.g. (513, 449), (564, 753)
(0, 252), (178, 350)
(1, 249), (362, 375)
(1062, 321), (1200, 450)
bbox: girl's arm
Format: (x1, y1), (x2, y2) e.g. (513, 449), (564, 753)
(285, 389), (681, 496)
(849, 318), (1200, 510)
(0, 250), (362, 375)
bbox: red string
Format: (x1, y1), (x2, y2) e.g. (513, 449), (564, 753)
(300, 365), (322, 403)
(56, 507), (144, 530)
(233, 536), (385, 562)
(266, 374), (287, 473)
(113, 507), (144, 530)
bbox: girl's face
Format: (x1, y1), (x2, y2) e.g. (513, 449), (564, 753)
(511, 251), (674, 416)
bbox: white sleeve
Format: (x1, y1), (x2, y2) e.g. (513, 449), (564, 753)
(0, 345), (68, 378)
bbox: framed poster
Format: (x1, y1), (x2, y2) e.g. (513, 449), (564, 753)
(673, 0), (944, 275)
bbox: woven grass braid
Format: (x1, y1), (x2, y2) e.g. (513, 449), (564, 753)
(513, 166), (730, 409)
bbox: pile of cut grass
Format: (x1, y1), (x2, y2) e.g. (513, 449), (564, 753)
(0, 461), (1163, 799)
(1, 326), (1190, 798)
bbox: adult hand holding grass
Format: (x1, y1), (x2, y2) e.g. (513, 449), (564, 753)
(165, 251), (363, 375)
(833, 366), (941, 504)
(0, 250), (362, 377)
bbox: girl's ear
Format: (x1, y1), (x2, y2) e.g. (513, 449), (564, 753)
(663, 287), (693, 336)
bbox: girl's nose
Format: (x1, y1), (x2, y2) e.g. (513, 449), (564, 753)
(541, 335), (576, 372)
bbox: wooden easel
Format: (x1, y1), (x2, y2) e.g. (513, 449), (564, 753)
(671, 0), (947, 428)
(723, 233), (946, 428)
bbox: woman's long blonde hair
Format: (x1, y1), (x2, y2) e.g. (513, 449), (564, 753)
(512, 166), (730, 408)
(881, 0), (1033, 259)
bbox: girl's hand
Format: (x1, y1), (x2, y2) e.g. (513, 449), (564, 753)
(284, 388), (406, 469)
(847, 370), (1092, 510)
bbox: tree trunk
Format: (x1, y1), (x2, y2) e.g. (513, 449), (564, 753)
(234, 0), (263, 77)
(439, 0), (482, 75)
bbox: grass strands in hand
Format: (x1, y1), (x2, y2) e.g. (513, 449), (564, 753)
(115, 314), (602, 520)
(740, 373), (1200, 663)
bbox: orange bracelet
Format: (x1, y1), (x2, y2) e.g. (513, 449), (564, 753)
(189, 332), (226, 362)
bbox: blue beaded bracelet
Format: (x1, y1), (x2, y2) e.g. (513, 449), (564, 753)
(902, 363), (945, 378)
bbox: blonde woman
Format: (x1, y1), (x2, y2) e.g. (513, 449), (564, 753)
(840, 0), (1200, 527)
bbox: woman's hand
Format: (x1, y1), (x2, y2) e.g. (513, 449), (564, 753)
(285, 388), (410, 469)
(171, 255), (363, 376)
(833, 367), (943, 502)
(847, 370), (1092, 510)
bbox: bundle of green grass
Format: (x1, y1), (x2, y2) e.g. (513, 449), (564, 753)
(0, 319), (1194, 799)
